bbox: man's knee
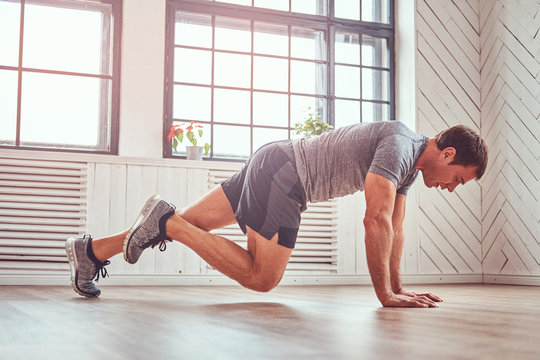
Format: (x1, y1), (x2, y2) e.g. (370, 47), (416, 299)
(245, 271), (282, 293)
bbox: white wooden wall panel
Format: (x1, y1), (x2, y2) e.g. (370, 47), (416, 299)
(416, 0), (483, 275)
(87, 162), (210, 277)
(479, 0), (540, 278)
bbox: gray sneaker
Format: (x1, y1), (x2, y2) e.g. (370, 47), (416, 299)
(65, 235), (110, 298)
(123, 194), (176, 264)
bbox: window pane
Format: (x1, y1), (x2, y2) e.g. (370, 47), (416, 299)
(175, 12), (212, 48)
(335, 99), (360, 129)
(335, 0), (360, 21)
(20, 72), (106, 147)
(291, 60), (325, 95)
(254, 0), (289, 12)
(254, 22), (288, 57)
(23, 3), (107, 74)
(362, 0), (390, 24)
(214, 88), (250, 124)
(214, 52), (251, 88)
(173, 85), (211, 121)
(362, 36), (389, 68)
(253, 92), (288, 127)
(213, 125), (250, 157)
(362, 68), (389, 101)
(362, 102), (390, 122)
(0, 70), (18, 143)
(253, 56), (288, 92)
(335, 65), (360, 99)
(291, 0), (327, 16)
(215, 17), (251, 52)
(291, 28), (325, 61)
(171, 120), (212, 154)
(167, 0), (393, 160)
(335, 33), (360, 65)
(291, 95), (326, 125)
(253, 128), (288, 151)
(0, 1), (20, 67)
(174, 48), (212, 84)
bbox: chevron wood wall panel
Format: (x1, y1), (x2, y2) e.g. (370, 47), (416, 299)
(480, 0), (540, 277)
(416, 0), (483, 275)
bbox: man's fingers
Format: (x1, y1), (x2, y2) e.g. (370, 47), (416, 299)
(413, 297), (438, 308)
(383, 293), (441, 308)
(419, 292), (443, 302)
(400, 290), (443, 302)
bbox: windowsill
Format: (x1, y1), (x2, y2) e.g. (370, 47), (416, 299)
(0, 148), (243, 171)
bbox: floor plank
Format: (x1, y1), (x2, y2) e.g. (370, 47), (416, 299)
(0, 284), (538, 359)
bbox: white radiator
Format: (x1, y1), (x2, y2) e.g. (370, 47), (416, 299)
(0, 156), (88, 274)
(208, 169), (338, 274)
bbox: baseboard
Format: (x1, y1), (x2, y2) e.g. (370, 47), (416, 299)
(402, 274), (483, 284)
(483, 274), (540, 286)
(0, 273), (483, 286)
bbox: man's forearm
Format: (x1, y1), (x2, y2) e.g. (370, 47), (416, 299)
(364, 218), (394, 303)
(390, 228), (404, 293)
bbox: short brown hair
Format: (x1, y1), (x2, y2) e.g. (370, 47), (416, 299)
(434, 125), (488, 179)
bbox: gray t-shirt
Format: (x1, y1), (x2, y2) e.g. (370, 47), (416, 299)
(291, 121), (428, 203)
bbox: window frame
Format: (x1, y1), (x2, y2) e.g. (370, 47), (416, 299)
(0, 0), (122, 155)
(163, 0), (395, 161)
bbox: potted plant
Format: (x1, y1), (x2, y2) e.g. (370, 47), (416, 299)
(294, 107), (333, 137)
(168, 121), (211, 160)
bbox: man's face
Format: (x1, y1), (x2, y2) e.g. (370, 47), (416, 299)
(420, 148), (478, 192)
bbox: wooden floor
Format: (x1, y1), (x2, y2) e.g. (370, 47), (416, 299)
(0, 284), (539, 360)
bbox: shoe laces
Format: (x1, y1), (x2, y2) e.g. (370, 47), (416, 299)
(147, 238), (172, 252)
(137, 206), (175, 252)
(93, 260), (110, 282)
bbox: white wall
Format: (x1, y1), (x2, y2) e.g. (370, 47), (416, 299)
(2, 0), (538, 286)
(395, 0), (423, 277)
(414, 0), (483, 277)
(480, 0), (540, 284)
(411, 0), (540, 285)
(118, 0), (166, 158)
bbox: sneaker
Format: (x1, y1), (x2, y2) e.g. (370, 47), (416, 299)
(65, 235), (110, 298)
(123, 194), (176, 264)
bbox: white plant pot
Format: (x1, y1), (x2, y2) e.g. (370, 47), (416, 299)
(186, 146), (203, 161)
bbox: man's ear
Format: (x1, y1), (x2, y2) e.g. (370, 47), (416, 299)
(440, 147), (456, 163)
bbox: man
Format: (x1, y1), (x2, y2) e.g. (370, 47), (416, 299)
(65, 121), (488, 307)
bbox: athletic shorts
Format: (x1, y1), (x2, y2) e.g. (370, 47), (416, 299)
(221, 140), (307, 249)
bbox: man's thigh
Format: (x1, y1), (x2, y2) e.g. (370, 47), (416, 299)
(177, 185), (237, 231)
(247, 227), (293, 289)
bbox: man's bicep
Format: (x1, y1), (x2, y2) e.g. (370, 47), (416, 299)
(364, 172), (397, 220)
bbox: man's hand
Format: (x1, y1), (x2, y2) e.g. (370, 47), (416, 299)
(396, 289), (443, 303)
(382, 290), (442, 308)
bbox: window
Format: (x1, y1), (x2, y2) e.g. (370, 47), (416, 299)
(164, 0), (394, 160)
(0, 0), (121, 153)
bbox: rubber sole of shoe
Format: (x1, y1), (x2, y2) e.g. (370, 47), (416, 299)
(123, 194), (162, 264)
(65, 238), (98, 298)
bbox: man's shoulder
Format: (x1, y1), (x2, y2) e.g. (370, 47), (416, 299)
(377, 121), (417, 137)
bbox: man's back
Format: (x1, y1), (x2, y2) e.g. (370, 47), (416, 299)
(291, 121), (428, 202)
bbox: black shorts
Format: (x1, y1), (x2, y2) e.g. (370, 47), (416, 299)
(221, 140), (307, 249)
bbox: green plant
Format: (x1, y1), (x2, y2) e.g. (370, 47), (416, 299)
(168, 121), (211, 156)
(294, 107), (333, 137)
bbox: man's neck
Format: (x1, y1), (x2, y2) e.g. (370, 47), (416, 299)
(415, 138), (438, 171)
